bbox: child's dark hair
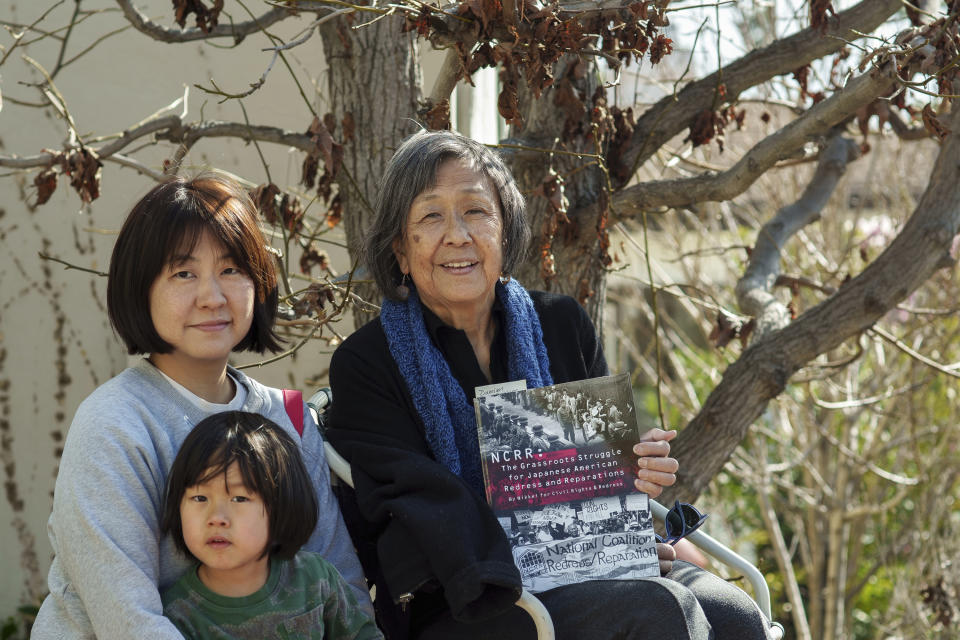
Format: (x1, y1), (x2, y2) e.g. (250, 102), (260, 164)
(161, 411), (318, 561)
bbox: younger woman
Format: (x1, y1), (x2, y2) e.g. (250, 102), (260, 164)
(161, 411), (381, 639)
(33, 173), (370, 638)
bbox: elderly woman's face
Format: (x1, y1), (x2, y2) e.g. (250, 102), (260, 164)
(393, 158), (504, 322)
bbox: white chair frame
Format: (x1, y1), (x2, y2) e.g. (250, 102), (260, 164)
(308, 391), (782, 640)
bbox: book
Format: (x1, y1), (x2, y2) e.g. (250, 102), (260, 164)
(474, 373), (660, 593)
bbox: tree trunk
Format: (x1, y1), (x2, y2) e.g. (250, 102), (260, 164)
(318, 16), (422, 327)
(507, 55), (608, 325)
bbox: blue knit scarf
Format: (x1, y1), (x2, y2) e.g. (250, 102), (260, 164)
(380, 279), (553, 494)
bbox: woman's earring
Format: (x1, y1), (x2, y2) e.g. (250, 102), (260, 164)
(500, 272), (511, 284)
(398, 273), (410, 298)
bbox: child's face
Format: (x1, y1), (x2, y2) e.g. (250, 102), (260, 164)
(179, 461), (271, 596)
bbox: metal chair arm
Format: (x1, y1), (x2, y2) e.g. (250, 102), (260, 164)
(650, 499), (773, 621)
(516, 589), (555, 640)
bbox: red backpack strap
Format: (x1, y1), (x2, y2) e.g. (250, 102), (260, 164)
(282, 389), (304, 437)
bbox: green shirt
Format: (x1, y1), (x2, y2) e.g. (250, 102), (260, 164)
(162, 551), (382, 640)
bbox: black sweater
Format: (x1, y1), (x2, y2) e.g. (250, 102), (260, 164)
(327, 291), (608, 637)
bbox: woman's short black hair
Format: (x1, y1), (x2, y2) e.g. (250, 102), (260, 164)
(107, 171), (281, 354)
(363, 130), (530, 301)
(161, 411), (318, 562)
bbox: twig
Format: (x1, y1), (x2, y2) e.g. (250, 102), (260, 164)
(39, 252), (107, 277)
(22, 54), (84, 145)
(50, 0), (82, 78)
(195, 14), (337, 102)
(810, 383), (919, 410)
(56, 24), (132, 74)
(870, 325), (960, 378)
(0, 113), (313, 170)
(102, 153), (166, 181)
(234, 0), (317, 117)
(641, 208), (665, 430)
(236, 322), (323, 369)
(0, 0), (65, 67)
(773, 274), (837, 296)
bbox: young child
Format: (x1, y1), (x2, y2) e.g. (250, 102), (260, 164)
(161, 411), (382, 640)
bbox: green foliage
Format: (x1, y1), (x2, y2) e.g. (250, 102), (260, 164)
(0, 617), (17, 640)
(0, 602), (40, 640)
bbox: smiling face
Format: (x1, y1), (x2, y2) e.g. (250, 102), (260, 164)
(392, 158), (504, 325)
(180, 462), (271, 596)
(148, 231), (255, 379)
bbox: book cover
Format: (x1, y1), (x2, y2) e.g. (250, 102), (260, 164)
(474, 373), (660, 593)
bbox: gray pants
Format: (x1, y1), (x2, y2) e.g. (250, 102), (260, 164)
(416, 562), (771, 640)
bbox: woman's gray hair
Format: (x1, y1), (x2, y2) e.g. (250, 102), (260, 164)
(363, 130), (530, 301)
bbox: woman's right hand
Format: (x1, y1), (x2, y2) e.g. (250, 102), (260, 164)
(632, 428), (679, 498)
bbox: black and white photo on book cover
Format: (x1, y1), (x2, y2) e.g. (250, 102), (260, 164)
(474, 373), (660, 593)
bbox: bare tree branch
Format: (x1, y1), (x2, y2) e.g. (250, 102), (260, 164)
(664, 102), (960, 504)
(0, 114), (312, 170)
(115, 0), (293, 43)
(428, 47), (463, 106)
(620, 0), (902, 180)
(736, 134), (861, 340)
(886, 108), (932, 140)
(606, 60), (894, 215)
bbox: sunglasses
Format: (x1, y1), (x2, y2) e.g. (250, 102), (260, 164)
(656, 500), (708, 546)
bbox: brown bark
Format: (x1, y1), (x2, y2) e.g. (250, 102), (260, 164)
(507, 56), (608, 323)
(662, 104), (960, 504)
(317, 16), (422, 327)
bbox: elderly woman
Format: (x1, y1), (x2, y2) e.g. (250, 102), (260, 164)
(327, 131), (771, 640)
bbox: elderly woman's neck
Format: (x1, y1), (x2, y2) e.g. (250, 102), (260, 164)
(434, 305), (497, 381)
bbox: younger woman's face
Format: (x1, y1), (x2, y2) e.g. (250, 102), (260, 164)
(180, 462), (270, 596)
(148, 230), (255, 375)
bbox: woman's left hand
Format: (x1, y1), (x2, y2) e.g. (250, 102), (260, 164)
(632, 428), (679, 498)
(657, 541), (676, 577)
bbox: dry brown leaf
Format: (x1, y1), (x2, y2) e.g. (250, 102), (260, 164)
(305, 115), (343, 179)
(325, 193), (342, 229)
(922, 103), (951, 141)
(172, 0), (223, 33)
(61, 148), (101, 203)
(300, 246), (330, 276)
(497, 67), (522, 127)
(810, 0), (833, 32)
(249, 183), (281, 225)
(423, 99), (451, 131)
(649, 34), (673, 65)
(280, 193), (303, 233)
(34, 168), (58, 206)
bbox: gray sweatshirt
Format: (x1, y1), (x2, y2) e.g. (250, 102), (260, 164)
(33, 359), (371, 639)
